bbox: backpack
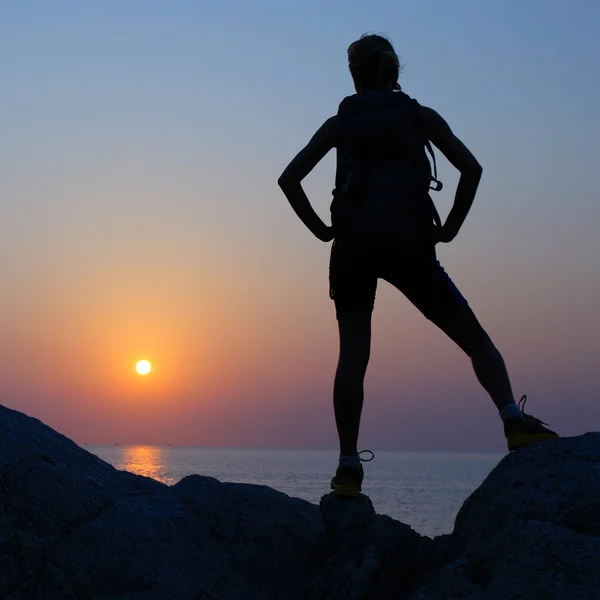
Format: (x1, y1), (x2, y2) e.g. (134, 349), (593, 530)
(331, 90), (443, 244)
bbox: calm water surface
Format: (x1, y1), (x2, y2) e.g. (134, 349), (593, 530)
(89, 446), (503, 537)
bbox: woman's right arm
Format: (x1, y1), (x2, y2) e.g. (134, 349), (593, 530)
(421, 107), (483, 243)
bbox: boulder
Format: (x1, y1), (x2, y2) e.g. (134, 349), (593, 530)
(1, 404), (598, 600)
(411, 434), (600, 599)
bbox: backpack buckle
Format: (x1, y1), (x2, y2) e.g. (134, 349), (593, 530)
(429, 178), (443, 192)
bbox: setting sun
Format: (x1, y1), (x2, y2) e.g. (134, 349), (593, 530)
(136, 360), (152, 376)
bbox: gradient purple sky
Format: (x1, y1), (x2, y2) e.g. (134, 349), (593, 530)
(2, 0), (599, 451)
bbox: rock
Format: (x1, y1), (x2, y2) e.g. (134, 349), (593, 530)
(1, 403), (599, 599)
(409, 433), (600, 600)
(0, 405), (324, 600)
(318, 493), (425, 599)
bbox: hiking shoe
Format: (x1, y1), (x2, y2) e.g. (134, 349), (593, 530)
(330, 464), (364, 497)
(330, 450), (374, 497)
(504, 395), (559, 451)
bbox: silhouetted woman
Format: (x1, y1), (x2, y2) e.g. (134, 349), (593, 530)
(278, 34), (557, 497)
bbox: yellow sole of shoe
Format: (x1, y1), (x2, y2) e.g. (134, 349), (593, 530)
(507, 432), (559, 452)
(330, 483), (361, 498)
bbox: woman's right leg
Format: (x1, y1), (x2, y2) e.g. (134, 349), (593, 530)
(382, 249), (558, 450)
(384, 253), (518, 411)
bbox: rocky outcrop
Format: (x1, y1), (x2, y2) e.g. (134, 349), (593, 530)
(1, 404), (599, 600)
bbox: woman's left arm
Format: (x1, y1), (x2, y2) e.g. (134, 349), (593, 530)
(278, 117), (337, 242)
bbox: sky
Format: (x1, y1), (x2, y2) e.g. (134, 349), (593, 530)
(1, 0), (599, 452)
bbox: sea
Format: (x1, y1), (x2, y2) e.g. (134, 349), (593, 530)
(88, 446), (503, 538)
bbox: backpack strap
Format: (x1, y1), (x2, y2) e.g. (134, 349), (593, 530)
(425, 140), (443, 192)
(424, 141), (442, 228)
(410, 96), (444, 193)
(424, 143), (443, 228)
(409, 97), (443, 228)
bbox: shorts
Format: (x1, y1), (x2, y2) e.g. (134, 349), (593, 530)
(329, 239), (469, 321)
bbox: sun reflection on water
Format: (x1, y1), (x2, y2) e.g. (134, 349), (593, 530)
(118, 446), (174, 485)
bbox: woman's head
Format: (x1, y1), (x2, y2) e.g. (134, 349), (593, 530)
(347, 34), (401, 92)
